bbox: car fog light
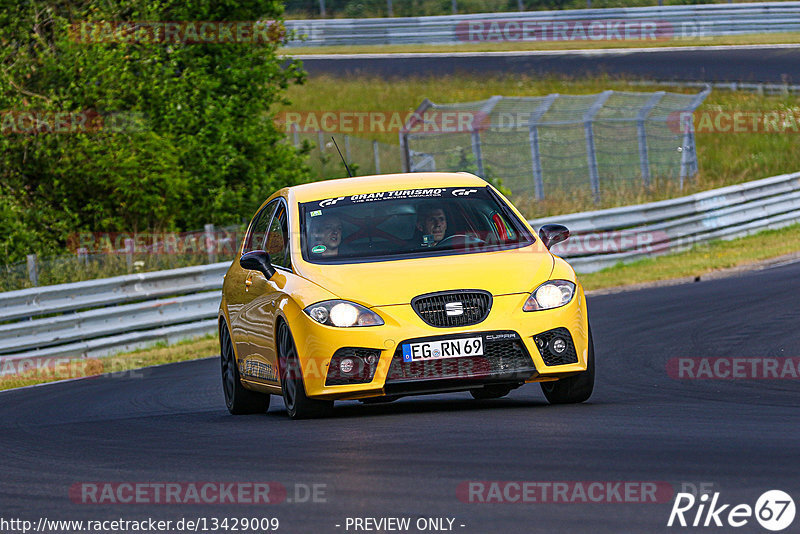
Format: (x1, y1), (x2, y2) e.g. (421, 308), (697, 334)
(551, 338), (566, 353)
(339, 358), (355, 374)
(365, 354), (378, 365)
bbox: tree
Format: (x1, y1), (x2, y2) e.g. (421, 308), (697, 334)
(0, 0), (309, 263)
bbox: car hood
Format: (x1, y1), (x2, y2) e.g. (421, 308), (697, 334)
(294, 245), (554, 307)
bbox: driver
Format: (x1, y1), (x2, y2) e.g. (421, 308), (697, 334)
(416, 205), (448, 246)
(309, 215), (343, 257)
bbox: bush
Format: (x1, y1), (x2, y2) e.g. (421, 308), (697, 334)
(0, 0), (310, 264)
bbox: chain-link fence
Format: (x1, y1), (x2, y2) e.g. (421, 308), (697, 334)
(401, 88), (709, 201)
(289, 128), (403, 179)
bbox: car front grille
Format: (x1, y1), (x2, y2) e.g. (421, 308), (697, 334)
(385, 331), (535, 384)
(411, 290), (492, 328)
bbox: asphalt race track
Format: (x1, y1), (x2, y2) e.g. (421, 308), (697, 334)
(296, 44), (800, 83)
(2, 261), (799, 534)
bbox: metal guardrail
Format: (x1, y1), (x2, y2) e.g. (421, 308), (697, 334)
(531, 171), (800, 272)
(0, 264), (227, 372)
(2, 171), (799, 369)
(285, 2), (800, 47)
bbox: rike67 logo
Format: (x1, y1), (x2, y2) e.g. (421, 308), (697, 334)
(668, 490), (796, 531)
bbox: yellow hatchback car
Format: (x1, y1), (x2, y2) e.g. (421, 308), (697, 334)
(219, 172), (594, 419)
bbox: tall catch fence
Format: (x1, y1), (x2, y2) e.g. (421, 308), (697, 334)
(401, 87), (710, 202)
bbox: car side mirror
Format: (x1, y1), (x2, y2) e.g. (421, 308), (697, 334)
(239, 250), (276, 279)
(538, 224), (570, 249)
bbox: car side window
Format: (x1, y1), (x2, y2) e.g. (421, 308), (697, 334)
(243, 201), (277, 253)
(265, 202), (291, 269)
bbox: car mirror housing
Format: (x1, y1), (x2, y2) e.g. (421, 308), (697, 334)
(239, 250), (276, 279)
(538, 224), (570, 249)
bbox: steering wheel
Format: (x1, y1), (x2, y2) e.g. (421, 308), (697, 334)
(436, 234), (486, 247)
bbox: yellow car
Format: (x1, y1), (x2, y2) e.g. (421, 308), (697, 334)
(219, 172), (593, 419)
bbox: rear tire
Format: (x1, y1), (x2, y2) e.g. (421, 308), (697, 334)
(470, 385), (513, 400)
(220, 320), (270, 415)
(541, 326), (595, 404)
(277, 321), (334, 420)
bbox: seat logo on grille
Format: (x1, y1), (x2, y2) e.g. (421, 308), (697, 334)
(445, 302), (464, 316)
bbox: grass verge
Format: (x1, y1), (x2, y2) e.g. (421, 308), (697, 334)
(580, 222), (800, 291)
(3, 223), (800, 393)
(285, 32), (800, 56)
(0, 334), (219, 392)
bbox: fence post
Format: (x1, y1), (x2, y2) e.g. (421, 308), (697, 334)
(637, 91), (664, 188)
(400, 98), (433, 173)
(470, 96), (502, 178)
(204, 224), (217, 264)
(583, 90), (613, 202)
(124, 238), (134, 272)
(319, 0), (326, 17)
(387, 0), (393, 17)
(679, 85), (712, 187)
(344, 134), (351, 164)
(373, 140), (381, 174)
(77, 247), (89, 265)
(26, 254), (38, 287)
(471, 132), (484, 177)
(292, 122), (300, 147)
(527, 93), (558, 200)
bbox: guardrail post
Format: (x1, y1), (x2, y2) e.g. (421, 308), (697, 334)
(204, 224), (217, 264)
(26, 254), (38, 287)
(637, 91), (664, 188)
(373, 140), (381, 174)
(584, 90), (613, 202)
(291, 123), (300, 147)
(528, 93), (558, 201)
(344, 134), (351, 164)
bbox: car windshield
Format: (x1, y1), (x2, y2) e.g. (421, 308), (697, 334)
(300, 186), (534, 263)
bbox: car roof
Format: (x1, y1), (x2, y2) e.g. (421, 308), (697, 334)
(286, 172), (489, 204)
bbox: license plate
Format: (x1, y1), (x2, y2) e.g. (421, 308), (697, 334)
(402, 337), (484, 363)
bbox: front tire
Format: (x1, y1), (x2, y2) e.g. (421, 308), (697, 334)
(277, 321), (334, 420)
(541, 326), (595, 404)
(220, 320), (270, 415)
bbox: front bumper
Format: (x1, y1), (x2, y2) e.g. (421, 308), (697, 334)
(291, 288), (589, 400)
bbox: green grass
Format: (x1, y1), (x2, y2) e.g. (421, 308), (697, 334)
(284, 73), (800, 219)
(286, 32), (800, 55)
(0, 334), (219, 391)
(580, 222), (800, 291)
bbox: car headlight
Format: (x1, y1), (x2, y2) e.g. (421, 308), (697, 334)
(303, 300), (384, 327)
(523, 280), (576, 311)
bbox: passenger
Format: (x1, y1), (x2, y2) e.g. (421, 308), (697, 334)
(309, 215), (343, 257)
